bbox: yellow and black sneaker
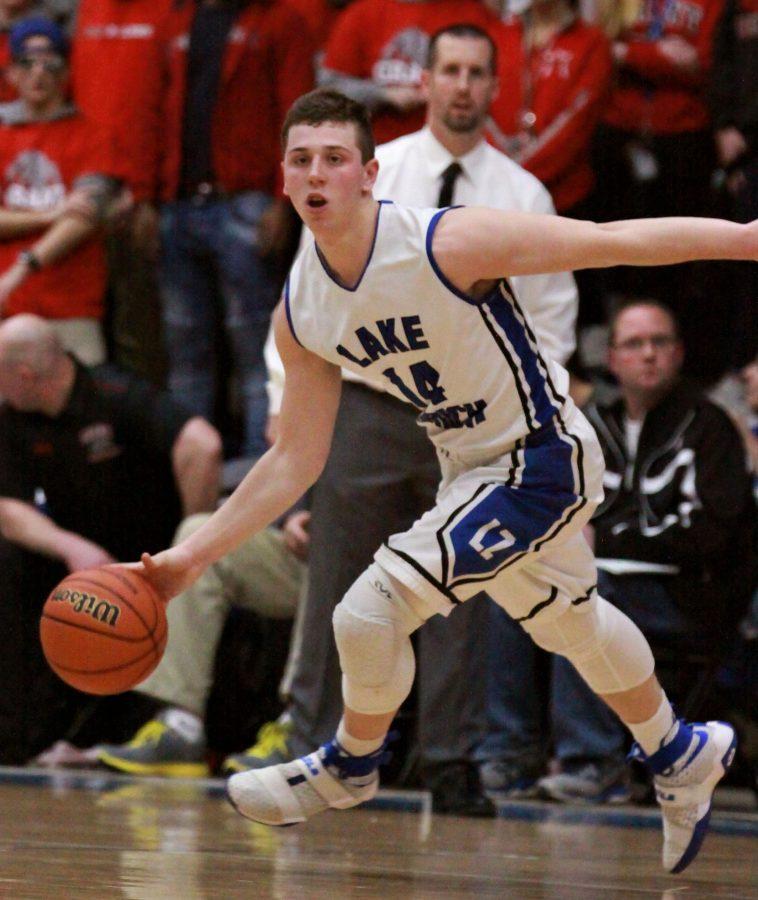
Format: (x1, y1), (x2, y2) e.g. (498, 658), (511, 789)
(221, 717), (293, 775)
(97, 710), (209, 778)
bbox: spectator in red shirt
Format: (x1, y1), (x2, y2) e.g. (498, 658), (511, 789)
(0, 17), (124, 365)
(487, 1), (611, 331)
(591, 0), (726, 376)
(157, 0), (314, 458)
(70, 0), (173, 386)
(321, 0), (498, 145)
(287, 0), (354, 65)
(487, 0), (612, 217)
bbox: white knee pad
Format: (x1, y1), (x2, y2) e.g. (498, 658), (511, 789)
(333, 563), (424, 715)
(524, 595), (655, 694)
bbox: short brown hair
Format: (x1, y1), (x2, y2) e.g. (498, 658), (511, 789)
(426, 23), (498, 74)
(608, 297), (680, 345)
(281, 89), (375, 163)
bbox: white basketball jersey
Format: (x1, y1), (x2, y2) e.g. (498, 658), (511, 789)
(285, 202), (574, 463)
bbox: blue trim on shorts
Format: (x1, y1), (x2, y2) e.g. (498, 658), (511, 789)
(440, 422), (586, 590)
(437, 483), (490, 594)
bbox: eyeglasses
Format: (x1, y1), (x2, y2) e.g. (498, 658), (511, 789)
(612, 335), (679, 353)
(14, 55), (66, 74)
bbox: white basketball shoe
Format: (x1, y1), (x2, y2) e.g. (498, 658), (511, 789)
(226, 738), (385, 826)
(630, 720), (737, 873)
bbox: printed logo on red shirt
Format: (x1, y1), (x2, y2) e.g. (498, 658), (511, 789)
(373, 28), (428, 86)
(4, 151), (65, 210)
(535, 48), (575, 80)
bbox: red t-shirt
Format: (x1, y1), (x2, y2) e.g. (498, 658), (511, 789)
(604, 0), (725, 134)
(285, 0), (343, 51)
(324, 0), (498, 145)
(0, 115), (113, 320)
(488, 17), (612, 212)
(70, 0), (173, 201)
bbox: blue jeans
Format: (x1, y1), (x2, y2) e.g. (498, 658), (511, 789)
(475, 597), (549, 766)
(159, 192), (278, 457)
(479, 571), (689, 766)
(551, 572), (688, 765)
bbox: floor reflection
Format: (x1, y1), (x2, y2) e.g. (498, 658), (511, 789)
(0, 770), (753, 899)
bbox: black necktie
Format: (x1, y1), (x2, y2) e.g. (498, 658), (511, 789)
(437, 161), (462, 207)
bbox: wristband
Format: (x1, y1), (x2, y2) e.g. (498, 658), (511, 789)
(18, 250), (41, 272)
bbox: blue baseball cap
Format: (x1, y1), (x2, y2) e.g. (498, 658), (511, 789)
(9, 17), (69, 61)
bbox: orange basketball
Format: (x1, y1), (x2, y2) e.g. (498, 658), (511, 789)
(40, 565), (168, 696)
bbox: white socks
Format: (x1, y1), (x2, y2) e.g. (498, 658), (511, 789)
(628, 694), (678, 756)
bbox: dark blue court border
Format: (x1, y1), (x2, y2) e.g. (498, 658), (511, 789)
(2, 766), (755, 838)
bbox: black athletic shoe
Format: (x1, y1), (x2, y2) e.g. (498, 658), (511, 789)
(424, 760), (497, 818)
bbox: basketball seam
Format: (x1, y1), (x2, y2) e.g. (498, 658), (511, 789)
(40, 613), (149, 643)
(101, 567), (162, 630)
(48, 639), (161, 675)
(55, 572), (164, 658)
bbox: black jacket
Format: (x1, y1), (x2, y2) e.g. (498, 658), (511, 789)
(585, 381), (754, 625)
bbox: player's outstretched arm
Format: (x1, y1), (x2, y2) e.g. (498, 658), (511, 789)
(434, 207), (758, 286)
(140, 303), (342, 600)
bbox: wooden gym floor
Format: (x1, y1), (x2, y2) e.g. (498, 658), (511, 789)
(0, 768), (755, 899)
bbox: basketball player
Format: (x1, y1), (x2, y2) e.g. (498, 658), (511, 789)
(137, 89), (757, 873)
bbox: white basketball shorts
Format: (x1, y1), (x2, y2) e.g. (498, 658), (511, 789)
(375, 406), (605, 626)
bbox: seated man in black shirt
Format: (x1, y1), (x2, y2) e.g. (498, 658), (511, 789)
(537, 299), (755, 801)
(0, 313), (222, 761)
(481, 299), (754, 804)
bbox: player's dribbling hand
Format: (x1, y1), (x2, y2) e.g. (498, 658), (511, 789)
(133, 545), (206, 603)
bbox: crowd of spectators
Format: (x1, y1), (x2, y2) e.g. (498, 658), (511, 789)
(0, 0), (754, 805)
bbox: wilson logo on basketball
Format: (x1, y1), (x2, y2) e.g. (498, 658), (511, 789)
(50, 589), (121, 627)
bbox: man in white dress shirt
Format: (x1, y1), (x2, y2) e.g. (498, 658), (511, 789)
(236, 24), (580, 815)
